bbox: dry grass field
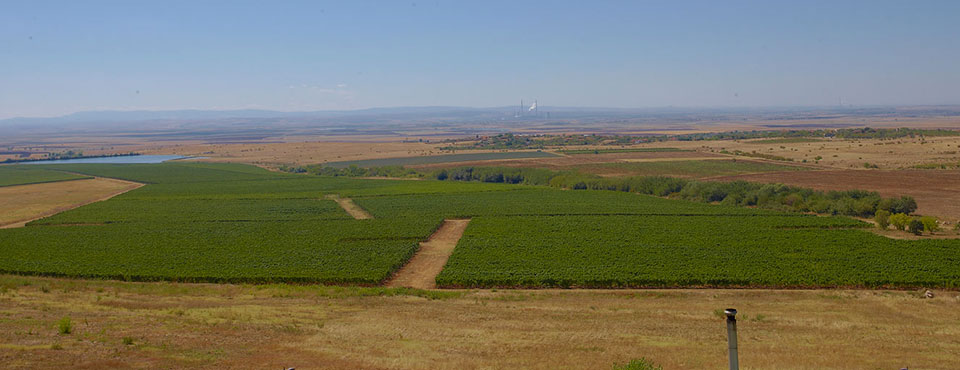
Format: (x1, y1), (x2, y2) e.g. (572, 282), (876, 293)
(0, 178), (142, 228)
(638, 136), (960, 170)
(139, 141), (443, 166)
(409, 151), (726, 171)
(0, 275), (957, 369)
(0, 136), (445, 167)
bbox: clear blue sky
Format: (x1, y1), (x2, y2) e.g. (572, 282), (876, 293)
(2, 0), (959, 118)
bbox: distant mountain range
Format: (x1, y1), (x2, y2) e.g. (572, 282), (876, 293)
(3, 105), (959, 127)
(0, 107), (494, 125)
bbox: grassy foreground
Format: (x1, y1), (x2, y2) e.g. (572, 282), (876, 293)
(0, 275), (957, 369)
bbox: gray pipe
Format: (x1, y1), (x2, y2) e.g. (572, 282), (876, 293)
(725, 308), (739, 370)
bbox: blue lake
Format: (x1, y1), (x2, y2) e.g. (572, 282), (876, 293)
(23, 155), (191, 164)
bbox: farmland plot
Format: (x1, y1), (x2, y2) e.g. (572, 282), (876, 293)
(0, 163), (445, 284)
(354, 189), (788, 219)
(0, 221), (432, 283)
(0, 166), (91, 187)
(324, 151), (560, 168)
(436, 215), (958, 288)
(1, 162), (960, 288)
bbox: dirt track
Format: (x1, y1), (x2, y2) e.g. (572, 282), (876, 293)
(387, 219), (470, 289)
(709, 169), (960, 221)
(325, 195), (373, 220)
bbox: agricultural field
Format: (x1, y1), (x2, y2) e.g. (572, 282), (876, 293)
(353, 189), (773, 219)
(649, 135), (960, 170)
(570, 159), (810, 178)
(408, 150), (727, 172)
(0, 167), (91, 187)
(0, 177), (140, 228)
(3, 162), (960, 289)
(746, 137), (826, 144)
(558, 148), (690, 154)
(0, 163), (447, 284)
(323, 151), (559, 168)
(437, 215), (956, 288)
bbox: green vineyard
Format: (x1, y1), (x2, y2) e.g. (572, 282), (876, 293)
(1, 162), (959, 288)
(0, 166), (92, 187)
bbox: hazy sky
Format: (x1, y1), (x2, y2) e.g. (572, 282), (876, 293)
(2, 0), (959, 118)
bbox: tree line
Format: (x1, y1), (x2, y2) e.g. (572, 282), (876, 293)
(432, 166), (916, 218)
(281, 163), (918, 218)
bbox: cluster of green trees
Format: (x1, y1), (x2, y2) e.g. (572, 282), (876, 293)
(875, 210), (940, 235)
(432, 166), (916, 218)
(46, 150), (85, 160)
(435, 166), (557, 184)
(278, 164), (423, 178)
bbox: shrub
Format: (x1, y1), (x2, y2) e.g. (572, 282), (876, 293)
(122, 337), (135, 345)
(614, 358), (663, 370)
(878, 196), (918, 215)
(889, 213), (911, 231)
(920, 216), (940, 233)
(57, 317), (72, 335)
(874, 210), (891, 229)
(909, 219), (925, 235)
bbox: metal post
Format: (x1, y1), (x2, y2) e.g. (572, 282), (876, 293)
(725, 308), (739, 370)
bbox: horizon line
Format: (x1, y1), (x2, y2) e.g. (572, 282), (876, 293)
(5, 103), (960, 121)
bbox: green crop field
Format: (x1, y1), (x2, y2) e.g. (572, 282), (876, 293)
(574, 159), (809, 178)
(436, 215), (957, 288)
(0, 163), (445, 284)
(0, 166), (92, 187)
(323, 151), (559, 168)
(1, 162), (959, 288)
(353, 189), (779, 219)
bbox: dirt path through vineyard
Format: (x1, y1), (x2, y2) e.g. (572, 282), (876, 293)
(386, 219), (471, 289)
(325, 195), (373, 220)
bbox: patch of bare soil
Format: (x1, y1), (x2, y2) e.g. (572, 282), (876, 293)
(710, 169), (960, 221)
(867, 228), (960, 240)
(386, 219), (471, 289)
(856, 215), (960, 240)
(324, 195), (372, 220)
(0, 177), (143, 228)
